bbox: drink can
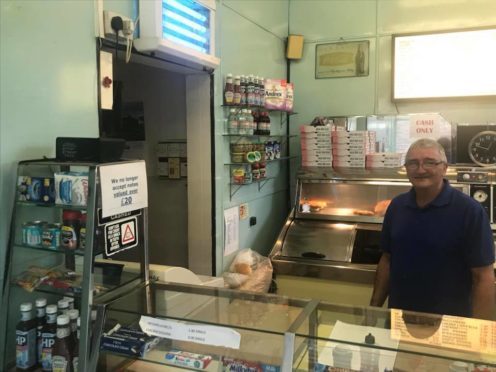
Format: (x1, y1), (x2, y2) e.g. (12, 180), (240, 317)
(41, 224), (61, 249)
(22, 223), (42, 246)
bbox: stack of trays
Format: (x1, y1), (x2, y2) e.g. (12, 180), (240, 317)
(331, 131), (376, 168)
(300, 125), (332, 167)
(366, 153), (403, 168)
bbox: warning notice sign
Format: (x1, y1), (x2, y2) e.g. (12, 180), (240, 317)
(104, 216), (138, 256)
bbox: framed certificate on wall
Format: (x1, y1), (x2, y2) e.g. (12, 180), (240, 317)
(315, 40), (369, 79)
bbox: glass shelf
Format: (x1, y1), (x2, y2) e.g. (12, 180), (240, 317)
(224, 156), (297, 166)
(229, 177), (276, 200)
(221, 105), (297, 115)
(222, 133), (297, 138)
(11, 268), (142, 300)
(16, 201), (87, 211)
(14, 243), (87, 256)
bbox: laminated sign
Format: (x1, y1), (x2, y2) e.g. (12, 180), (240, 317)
(99, 161), (148, 218)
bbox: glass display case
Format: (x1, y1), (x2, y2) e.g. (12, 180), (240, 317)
(0, 159), (148, 371)
(96, 282), (496, 371)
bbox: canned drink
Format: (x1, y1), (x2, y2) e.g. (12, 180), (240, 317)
(27, 177), (43, 202)
(41, 224), (61, 248)
(22, 223), (42, 246)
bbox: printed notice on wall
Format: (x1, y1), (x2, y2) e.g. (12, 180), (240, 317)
(390, 309), (496, 356)
(100, 161), (148, 218)
(224, 206), (239, 256)
(409, 113), (440, 139)
(139, 316), (241, 349)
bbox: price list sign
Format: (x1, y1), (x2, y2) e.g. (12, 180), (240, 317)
(100, 161), (148, 218)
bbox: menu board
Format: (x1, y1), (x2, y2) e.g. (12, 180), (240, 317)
(393, 28), (496, 100)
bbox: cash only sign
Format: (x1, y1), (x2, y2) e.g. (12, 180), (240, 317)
(99, 161), (148, 256)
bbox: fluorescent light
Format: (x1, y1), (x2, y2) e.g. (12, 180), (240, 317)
(164, 34), (207, 53)
(163, 9), (207, 33)
(163, 0), (207, 22)
(164, 22), (207, 43)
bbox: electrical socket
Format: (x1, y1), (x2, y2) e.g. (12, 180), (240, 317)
(103, 10), (134, 43)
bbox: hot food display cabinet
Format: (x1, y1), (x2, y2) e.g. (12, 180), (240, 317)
(269, 167), (495, 303)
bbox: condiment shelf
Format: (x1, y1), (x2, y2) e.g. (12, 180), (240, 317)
(224, 156), (297, 166)
(222, 133), (297, 138)
(221, 104), (297, 115)
(14, 243), (91, 256)
(16, 201), (87, 211)
(229, 177), (276, 199)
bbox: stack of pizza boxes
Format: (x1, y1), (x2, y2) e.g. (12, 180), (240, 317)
(300, 125), (332, 167)
(331, 131), (376, 168)
(366, 153), (403, 169)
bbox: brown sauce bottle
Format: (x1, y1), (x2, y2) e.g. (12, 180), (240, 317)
(51, 314), (74, 372)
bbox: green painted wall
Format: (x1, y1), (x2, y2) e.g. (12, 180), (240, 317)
(0, 0), (99, 306)
(214, 0), (290, 273)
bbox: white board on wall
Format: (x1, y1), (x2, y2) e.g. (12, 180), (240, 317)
(392, 27), (496, 100)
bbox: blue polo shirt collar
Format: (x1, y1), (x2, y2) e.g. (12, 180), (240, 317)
(405, 179), (452, 208)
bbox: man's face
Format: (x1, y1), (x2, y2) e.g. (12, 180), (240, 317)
(405, 147), (447, 190)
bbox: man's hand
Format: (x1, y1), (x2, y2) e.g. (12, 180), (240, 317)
(370, 252), (391, 308)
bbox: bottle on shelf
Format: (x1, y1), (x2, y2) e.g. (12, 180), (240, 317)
(238, 109), (249, 135)
(40, 305), (58, 371)
(246, 109), (254, 135)
(35, 298), (47, 367)
(73, 317), (80, 372)
(16, 302), (37, 371)
(254, 76), (260, 106)
(259, 77), (265, 107)
(224, 73), (234, 105)
(240, 75), (247, 105)
(78, 212), (86, 250)
(252, 110), (260, 135)
(51, 314), (74, 372)
(233, 75), (241, 105)
(228, 108), (239, 135)
(247, 75), (255, 106)
(57, 299), (70, 316)
(63, 296), (75, 310)
(68, 309), (79, 371)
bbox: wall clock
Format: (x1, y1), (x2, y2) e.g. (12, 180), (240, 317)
(468, 131), (496, 167)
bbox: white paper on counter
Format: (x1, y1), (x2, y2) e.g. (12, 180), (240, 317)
(139, 316), (241, 349)
(224, 206), (239, 256)
(318, 321), (399, 371)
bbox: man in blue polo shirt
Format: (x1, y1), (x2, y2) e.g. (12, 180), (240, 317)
(370, 138), (495, 319)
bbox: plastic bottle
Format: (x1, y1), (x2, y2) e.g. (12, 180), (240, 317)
(247, 75), (255, 106)
(246, 109), (254, 135)
(360, 333), (379, 372)
(240, 75), (247, 105)
(16, 303), (37, 371)
(51, 314), (74, 372)
(228, 109), (239, 134)
(35, 298), (47, 367)
(68, 310), (79, 371)
(254, 76), (260, 106)
(259, 77), (265, 107)
(224, 73), (234, 105)
(40, 304), (57, 371)
(233, 75), (241, 105)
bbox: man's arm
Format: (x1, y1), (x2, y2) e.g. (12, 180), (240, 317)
(471, 265), (495, 320)
(370, 252), (391, 307)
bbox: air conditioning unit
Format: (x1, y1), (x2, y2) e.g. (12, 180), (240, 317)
(134, 0), (220, 70)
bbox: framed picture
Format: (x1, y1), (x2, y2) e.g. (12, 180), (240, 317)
(315, 40), (369, 79)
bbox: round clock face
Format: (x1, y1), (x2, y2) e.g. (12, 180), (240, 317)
(468, 131), (496, 167)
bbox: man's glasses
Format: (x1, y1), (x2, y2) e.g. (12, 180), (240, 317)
(404, 159), (444, 170)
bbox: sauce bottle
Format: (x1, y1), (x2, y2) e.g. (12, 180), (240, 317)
(228, 109), (239, 134)
(16, 302), (37, 371)
(61, 210), (81, 250)
(259, 77), (265, 107)
(240, 75), (247, 105)
(57, 299), (70, 316)
(78, 212), (86, 250)
(68, 310), (79, 372)
(254, 76), (260, 106)
(247, 75), (255, 106)
(51, 314), (74, 372)
(224, 73), (234, 105)
(40, 305), (58, 371)
(233, 75), (241, 105)
(35, 298), (47, 367)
